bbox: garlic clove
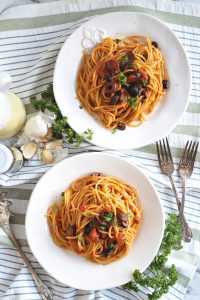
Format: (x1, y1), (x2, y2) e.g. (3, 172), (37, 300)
(21, 142), (38, 160)
(41, 150), (54, 164)
(36, 128), (52, 143)
(45, 140), (63, 150)
(41, 147), (68, 164)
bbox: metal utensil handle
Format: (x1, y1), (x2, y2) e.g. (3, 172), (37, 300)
(2, 223), (56, 300)
(169, 176), (192, 242)
(179, 178), (186, 220)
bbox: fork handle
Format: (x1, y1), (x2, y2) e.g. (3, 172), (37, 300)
(169, 176), (192, 242)
(2, 223), (56, 300)
(179, 178), (186, 220)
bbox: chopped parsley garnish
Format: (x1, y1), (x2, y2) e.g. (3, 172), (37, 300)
(114, 218), (119, 226)
(128, 211), (133, 218)
(115, 38), (121, 44)
(128, 97), (138, 109)
(112, 128), (117, 134)
(123, 214), (183, 300)
(103, 212), (113, 222)
(109, 243), (116, 250)
(141, 79), (148, 87)
(118, 73), (127, 85)
(100, 225), (107, 231)
(78, 235), (83, 242)
(30, 84), (93, 146)
(121, 55), (129, 63)
(83, 211), (91, 216)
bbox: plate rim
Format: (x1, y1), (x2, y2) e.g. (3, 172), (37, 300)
(53, 11), (191, 150)
(25, 152), (165, 290)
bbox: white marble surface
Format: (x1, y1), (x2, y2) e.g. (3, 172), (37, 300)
(0, 0), (199, 299)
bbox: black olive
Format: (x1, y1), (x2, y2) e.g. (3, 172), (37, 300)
(109, 92), (120, 105)
(151, 41), (158, 48)
(125, 66), (136, 76)
(126, 51), (135, 62)
(119, 61), (128, 72)
(117, 122), (126, 131)
(126, 85), (139, 97)
(162, 79), (169, 89)
(84, 223), (91, 235)
(121, 220), (129, 227)
(103, 248), (112, 257)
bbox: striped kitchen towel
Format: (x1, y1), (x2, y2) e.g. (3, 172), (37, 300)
(0, 0), (200, 299)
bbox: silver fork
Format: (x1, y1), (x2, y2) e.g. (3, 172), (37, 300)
(179, 141), (199, 223)
(156, 138), (193, 242)
(0, 192), (56, 300)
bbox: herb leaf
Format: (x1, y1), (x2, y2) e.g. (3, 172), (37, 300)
(103, 212), (113, 222)
(121, 55), (129, 63)
(30, 84), (93, 146)
(78, 235), (83, 242)
(82, 210), (91, 216)
(118, 73), (127, 85)
(123, 214), (183, 300)
(128, 97), (138, 109)
(100, 225), (107, 231)
(112, 128), (117, 134)
(114, 218), (119, 226)
(115, 38), (121, 44)
(142, 79), (148, 87)
(84, 129), (93, 141)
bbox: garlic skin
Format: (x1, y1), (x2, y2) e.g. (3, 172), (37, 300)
(21, 143), (38, 159)
(45, 140), (62, 150)
(24, 114), (48, 140)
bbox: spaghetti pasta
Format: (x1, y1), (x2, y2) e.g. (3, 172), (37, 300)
(47, 174), (142, 264)
(76, 36), (169, 130)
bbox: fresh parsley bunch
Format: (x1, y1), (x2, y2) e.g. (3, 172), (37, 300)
(123, 214), (183, 300)
(30, 84), (93, 146)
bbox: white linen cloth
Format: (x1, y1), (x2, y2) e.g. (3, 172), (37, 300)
(0, 0), (200, 299)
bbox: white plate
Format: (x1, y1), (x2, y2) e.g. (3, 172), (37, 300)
(53, 12), (191, 150)
(26, 152), (164, 290)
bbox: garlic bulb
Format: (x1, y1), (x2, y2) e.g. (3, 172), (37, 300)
(24, 114), (48, 140)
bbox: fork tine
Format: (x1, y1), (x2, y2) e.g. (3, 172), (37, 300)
(159, 140), (164, 162)
(163, 138), (168, 161)
(166, 137), (173, 162)
(188, 141), (196, 163)
(191, 142), (199, 166)
(181, 140), (189, 163)
(185, 141), (193, 161)
(156, 142), (161, 166)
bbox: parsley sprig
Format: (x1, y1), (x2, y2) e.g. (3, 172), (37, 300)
(30, 84), (93, 146)
(123, 214), (183, 300)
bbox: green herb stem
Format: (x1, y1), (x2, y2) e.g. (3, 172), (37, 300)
(123, 214), (183, 300)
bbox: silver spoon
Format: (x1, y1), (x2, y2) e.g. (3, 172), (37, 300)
(0, 192), (56, 300)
